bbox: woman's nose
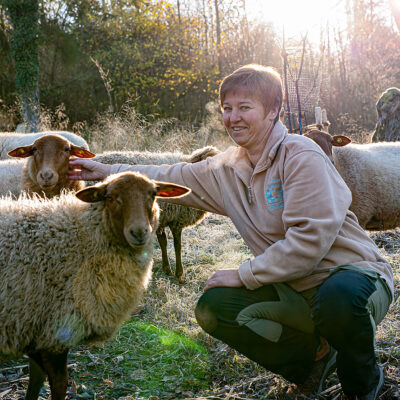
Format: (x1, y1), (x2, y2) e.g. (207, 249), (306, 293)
(230, 109), (241, 122)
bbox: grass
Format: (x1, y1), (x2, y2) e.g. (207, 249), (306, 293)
(68, 321), (209, 400)
(2, 215), (398, 399)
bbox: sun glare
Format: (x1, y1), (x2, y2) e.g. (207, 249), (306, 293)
(246, 0), (346, 42)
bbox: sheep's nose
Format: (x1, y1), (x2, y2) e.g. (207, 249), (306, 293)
(129, 227), (148, 245)
(40, 170), (54, 182)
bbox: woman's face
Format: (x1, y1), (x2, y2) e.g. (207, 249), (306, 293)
(222, 88), (276, 151)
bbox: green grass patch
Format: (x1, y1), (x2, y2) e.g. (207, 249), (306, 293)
(70, 319), (210, 399)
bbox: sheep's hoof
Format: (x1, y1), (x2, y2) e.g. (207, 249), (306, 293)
(178, 275), (185, 284)
(162, 266), (173, 276)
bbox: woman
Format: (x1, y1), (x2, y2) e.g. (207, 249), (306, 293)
(69, 64), (393, 399)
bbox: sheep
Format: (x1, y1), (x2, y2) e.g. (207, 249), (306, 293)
(0, 171), (190, 400)
(6, 134), (95, 199)
(0, 130), (89, 159)
(92, 146), (220, 283)
(0, 158), (25, 198)
(304, 129), (400, 230)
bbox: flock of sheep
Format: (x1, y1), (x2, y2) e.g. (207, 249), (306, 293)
(0, 127), (399, 399)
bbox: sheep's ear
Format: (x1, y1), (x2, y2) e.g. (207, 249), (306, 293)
(75, 185), (107, 203)
(8, 145), (34, 158)
(332, 135), (351, 146)
(70, 145), (96, 158)
(155, 182), (191, 198)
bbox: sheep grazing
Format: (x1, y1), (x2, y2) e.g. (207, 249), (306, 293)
(0, 130), (89, 159)
(93, 146), (220, 283)
(0, 171), (190, 400)
(304, 129), (400, 230)
(7, 134), (95, 198)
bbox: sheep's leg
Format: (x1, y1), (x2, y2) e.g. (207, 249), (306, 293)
(44, 350), (69, 400)
(26, 355), (46, 400)
(30, 349), (69, 400)
(157, 227), (173, 276)
(171, 226), (185, 284)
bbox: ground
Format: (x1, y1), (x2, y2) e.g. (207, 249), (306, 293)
(1, 215), (399, 399)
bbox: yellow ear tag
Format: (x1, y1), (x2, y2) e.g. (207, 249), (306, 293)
(93, 191), (98, 198)
(78, 149), (84, 154)
(337, 138), (342, 143)
(18, 149), (25, 154)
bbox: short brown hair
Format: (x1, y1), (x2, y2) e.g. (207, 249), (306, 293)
(219, 64), (283, 124)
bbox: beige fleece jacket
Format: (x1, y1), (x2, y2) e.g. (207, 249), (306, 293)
(110, 121), (394, 297)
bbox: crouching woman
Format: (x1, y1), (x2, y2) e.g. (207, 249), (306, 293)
(69, 64), (393, 399)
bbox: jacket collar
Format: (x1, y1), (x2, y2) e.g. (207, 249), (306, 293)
(224, 121), (288, 178)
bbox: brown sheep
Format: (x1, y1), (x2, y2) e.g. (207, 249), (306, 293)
(8, 134), (95, 198)
(93, 146), (220, 283)
(0, 171), (190, 400)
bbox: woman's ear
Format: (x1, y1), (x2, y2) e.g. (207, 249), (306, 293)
(267, 106), (279, 121)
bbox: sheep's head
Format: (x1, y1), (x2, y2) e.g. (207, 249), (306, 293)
(76, 172), (190, 248)
(8, 134), (95, 191)
(304, 130), (351, 164)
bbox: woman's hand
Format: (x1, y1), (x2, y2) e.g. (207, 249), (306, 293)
(68, 159), (112, 181)
(203, 269), (243, 292)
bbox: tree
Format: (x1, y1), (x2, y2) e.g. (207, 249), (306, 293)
(2, 0), (41, 131)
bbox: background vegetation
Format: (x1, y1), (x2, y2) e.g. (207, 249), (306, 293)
(0, 0), (399, 134)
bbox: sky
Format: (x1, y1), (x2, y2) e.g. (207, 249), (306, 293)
(245, 0), (348, 43)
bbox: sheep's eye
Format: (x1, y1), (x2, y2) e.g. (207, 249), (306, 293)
(64, 147), (70, 152)
(32, 147), (37, 152)
(152, 188), (158, 197)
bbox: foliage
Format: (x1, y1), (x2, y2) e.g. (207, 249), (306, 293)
(1, 0), (39, 93)
(1, 0), (41, 131)
(0, 0), (399, 134)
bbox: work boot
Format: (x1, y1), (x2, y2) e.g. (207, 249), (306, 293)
(344, 365), (384, 400)
(287, 338), (337, 396)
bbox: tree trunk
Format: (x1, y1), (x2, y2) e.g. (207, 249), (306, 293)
(3, 0), (41, 132)
(214, 0), (222, 74)
(389, 0), (400, 32)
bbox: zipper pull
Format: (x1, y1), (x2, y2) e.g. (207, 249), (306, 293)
(247, 186), (252, 204)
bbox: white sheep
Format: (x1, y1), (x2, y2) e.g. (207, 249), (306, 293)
(304, 129), (400, 230)
(0, 171), (189, 400)
(93, 146), (220, 283)
(3, 134), (95, 199)
(0, 130), (89, 159)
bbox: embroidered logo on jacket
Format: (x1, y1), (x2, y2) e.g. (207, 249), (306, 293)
(266, 179), (284, 209)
